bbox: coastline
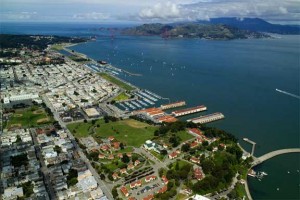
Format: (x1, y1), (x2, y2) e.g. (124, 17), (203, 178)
(54, 43), (254, 199)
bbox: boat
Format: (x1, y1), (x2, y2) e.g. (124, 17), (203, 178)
(248, 169), (256, 177)
(97, 60), (107, 65)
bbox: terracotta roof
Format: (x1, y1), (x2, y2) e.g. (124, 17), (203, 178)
(157, 185), (168, 193)
(120, 186), (129, 197)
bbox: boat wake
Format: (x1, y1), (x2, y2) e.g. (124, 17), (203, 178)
(275, 89), (300, 100)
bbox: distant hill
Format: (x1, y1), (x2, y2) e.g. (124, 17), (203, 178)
(196, 18), (300, 34)
(122, 23), (269, 40)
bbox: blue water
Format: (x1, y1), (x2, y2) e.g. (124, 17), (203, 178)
(1, 22), (299, 199)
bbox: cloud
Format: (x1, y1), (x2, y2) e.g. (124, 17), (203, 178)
(0, 11), (38, 20)
(73, 12), (110, 20)
(136, 0), (300, 24)
(139, 2), (182, 20)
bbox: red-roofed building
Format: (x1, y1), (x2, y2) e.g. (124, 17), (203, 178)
(168, 151), (179, 159)
(112, 142), (120, 150)
(100, 144), (110, 151)
(108, 136), (115, 141)
(112, 172), (119, 180)
(127, 163), (135, 170)
(157, 185), (168, 194)
(134, 160), (140, 166)
(196, 137), (203, 144)
(127, 153), (132, 157)
(118, 153), (123, 158)
(120, 168), (128, 175)
(143, 194), (154, 200)
(128, 197), (136, 200)
(190, 141), (198, 148)
(162, 175), (169, 185)
(130, 180), (142, 188)
(190, 156), (200, 164)
(145, 175), (156, 183)
(108, 154), (114, 160)
(98, 154), (105, 159)
(120, 186), (129, 197)
(194, 167), (204, 180)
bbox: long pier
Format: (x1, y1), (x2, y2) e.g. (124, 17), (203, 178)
(251, 148), (300, 167)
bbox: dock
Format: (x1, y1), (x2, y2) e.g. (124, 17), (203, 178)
(172, 105), (207, 117)
(160, 101), (186, 110)
(187, 112), (224, 124)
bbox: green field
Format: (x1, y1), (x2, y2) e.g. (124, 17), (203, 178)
(98, 73), (134, 91)
(177, 130), (194, 142)
(50, 44), (64, 50)
(113, 92), (130, 101)
(6, 106), (53, 129)
(68, 119), (157, 147)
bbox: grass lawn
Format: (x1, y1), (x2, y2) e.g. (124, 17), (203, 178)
(113, 92), (130, 101)
(177, 130), (194, 142)
(150, 150), (165, 161)
(6, 106), (53, 129)
(171, 160), (192, 170)
(234, 182), (249, 199)
(98, 73), (134, 91)
(115, 146), (134, 153)
(68, 119), (157, 147)
(50, 44), (64, 50)
(176, 193), (188, 200)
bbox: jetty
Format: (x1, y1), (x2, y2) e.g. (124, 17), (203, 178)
(251, 148), (300, 167)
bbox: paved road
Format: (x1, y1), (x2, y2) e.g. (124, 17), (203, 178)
(42, 95), (114, 200)
(30, 128), (56, 200)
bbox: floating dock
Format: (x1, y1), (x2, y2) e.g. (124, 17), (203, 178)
(172, 105), (207, 117)
(187, 112), (224, 124)
(160, 101), (186, 110)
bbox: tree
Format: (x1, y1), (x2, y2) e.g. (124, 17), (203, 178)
(121, 154), (130, 163)
(100, 174), (105, 180)
(112, 187), (118, 198)
(54, 145), (62, 154)
(83, 119), (87, 123)
(160, 149), (168, 155)
(120, 143), (124, 150)
(181, 143), (190, 152)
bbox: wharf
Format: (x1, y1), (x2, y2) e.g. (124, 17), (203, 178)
(187, 112), (225, 124)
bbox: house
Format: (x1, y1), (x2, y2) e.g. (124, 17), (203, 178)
(108, 154), (114, 160)
(108, 136), (115, 141)
(143, 140), (163, 153)
(145, 175), (156, 183)
(134, 160), (140, 166)
(120, 186), (129, 197)
(194, 167), (204, 180)
(143, 194), (154, 200)
(196, 137), (203, 144)
(98, 154), (105, 159)
(126, 152), (132, 157)
(112, 172), (119, 180)
(190, 141), (198, 148)
(130, 180), (142, 188)
(168, 151), (179, 159)
(117, 153), (123, 158)
(127, 164), (134, 170)
(120, 168), (128, 175)
(161, 175), (169, 185)
(190, 156), (200, 164)
(188, 128), (204, 137)
(112, 142), (120, 150)
(157, 185), (167, 194)
(128, 197), (136, 200)
(100, 145), (110, 152)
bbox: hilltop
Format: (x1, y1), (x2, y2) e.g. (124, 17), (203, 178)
(122, 23), (269, 40)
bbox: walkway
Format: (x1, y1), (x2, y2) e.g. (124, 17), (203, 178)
(252, 148), (300, 167)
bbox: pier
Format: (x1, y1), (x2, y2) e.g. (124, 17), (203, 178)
(243, 138), (256, 156)
(251, 148), (300, 167)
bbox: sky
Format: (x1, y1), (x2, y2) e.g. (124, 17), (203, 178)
(0, 0), (299, 24)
